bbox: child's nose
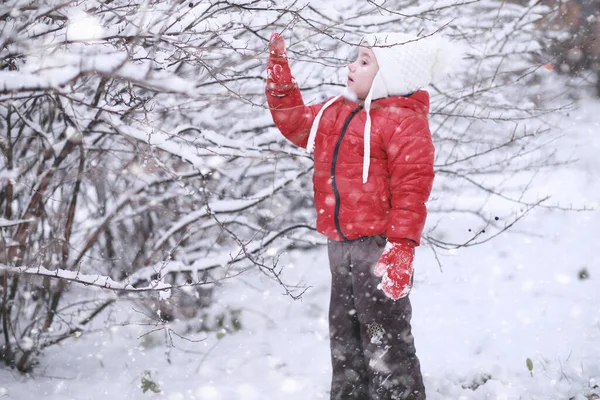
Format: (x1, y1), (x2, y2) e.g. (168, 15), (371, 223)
(348, 63), (355, 72)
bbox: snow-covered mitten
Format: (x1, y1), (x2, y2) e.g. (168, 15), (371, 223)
(374, 240), (415, 300)
(267, 32), (296, 96)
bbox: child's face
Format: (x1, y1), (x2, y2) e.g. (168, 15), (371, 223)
(347, 47), (379, 100)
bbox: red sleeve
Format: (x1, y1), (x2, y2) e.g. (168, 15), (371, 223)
(266, 80), (322, 148)
(384, 115), (435, 246)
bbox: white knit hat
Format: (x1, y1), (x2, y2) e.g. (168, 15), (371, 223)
(364, 32), (458, 100)
(307, 32), (461, 183)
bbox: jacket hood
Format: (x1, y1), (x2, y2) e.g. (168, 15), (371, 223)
(368, 91), (430, 117)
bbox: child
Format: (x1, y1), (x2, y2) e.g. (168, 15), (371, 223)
(266, 31), (452, 400)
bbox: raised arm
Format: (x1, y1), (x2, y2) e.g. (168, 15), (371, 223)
(266, 33), (322, 148)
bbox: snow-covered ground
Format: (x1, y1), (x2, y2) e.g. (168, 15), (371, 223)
(1, 99), (599, 400)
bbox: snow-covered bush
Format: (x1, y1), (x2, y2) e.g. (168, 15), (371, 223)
(0, 0), (570, 370)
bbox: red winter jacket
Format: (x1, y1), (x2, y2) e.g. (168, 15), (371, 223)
(266, 85), (435, 245)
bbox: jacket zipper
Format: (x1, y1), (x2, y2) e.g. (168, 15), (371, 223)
(331, 106), (362, 241)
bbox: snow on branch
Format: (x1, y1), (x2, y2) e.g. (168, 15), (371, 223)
(0, 218), (35, 228)
(149, 167), (312, 255)
(0, 49), (198, 96)
(0, 263), (213, 293)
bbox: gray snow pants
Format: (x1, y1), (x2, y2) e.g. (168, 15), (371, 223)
(327, 235), (426, 400)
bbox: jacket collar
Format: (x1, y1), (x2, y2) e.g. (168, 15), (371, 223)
(342, 90), (430, 117)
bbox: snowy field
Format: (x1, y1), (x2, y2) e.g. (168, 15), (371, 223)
(1, 98), (599, 400)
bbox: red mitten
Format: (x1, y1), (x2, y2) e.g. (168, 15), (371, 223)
(267, 32), (296, 95)
(374, 240), (415, 300)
